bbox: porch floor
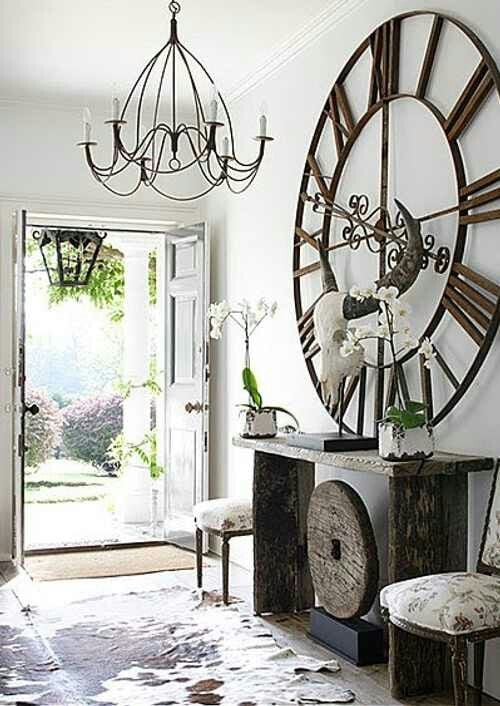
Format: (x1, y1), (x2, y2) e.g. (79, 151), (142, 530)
(24, 500), (162, 551)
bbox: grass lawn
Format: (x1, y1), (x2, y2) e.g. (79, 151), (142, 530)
(25, 459), (118, 504)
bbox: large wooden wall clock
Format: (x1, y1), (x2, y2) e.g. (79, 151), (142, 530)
(294, 11), (500, 433)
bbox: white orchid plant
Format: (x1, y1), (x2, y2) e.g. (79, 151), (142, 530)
(341, 285), (436, 430)
(208, 298), (299, 428)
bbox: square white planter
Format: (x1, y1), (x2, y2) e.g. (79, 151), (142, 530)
(378, 422), (434, 462)
(240, 409), (277, 438)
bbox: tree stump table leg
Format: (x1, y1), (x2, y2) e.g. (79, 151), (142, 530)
(253, 451), (315, 615)
(388, 473), (468, 698)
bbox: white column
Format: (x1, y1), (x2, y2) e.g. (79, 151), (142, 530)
(120, 243), (151, 524)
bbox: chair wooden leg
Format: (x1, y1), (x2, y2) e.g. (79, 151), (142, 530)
(451, 637), (468, 706)
(195, 527), (203, 589)
(473, 641), (485, 706)
(222, 536), (230, 605)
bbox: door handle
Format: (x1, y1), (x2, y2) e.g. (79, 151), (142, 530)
(23, 402), (40, 416)
(185, 401), (203, 414)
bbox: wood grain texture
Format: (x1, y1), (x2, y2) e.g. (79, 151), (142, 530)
(234, 436), (493, 478)
(307, 480), (378, 619)
(388, 474), (468, 698)
(253, 451), (314, 615)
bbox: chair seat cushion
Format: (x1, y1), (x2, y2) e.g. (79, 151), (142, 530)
(380, 572), (500, 635)
(193, 499), (253, 533)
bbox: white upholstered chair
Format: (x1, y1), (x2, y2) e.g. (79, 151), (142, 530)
(193, 498), (253, 604)
(381, 465), (500, 706)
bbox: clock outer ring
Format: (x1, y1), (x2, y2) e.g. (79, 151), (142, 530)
(294, 10), (500, 427)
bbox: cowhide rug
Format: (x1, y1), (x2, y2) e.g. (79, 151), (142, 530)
(0, 585), (355, 705)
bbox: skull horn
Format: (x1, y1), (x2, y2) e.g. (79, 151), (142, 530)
(342, 199), (424, 320)
(319, 241), (337, 292)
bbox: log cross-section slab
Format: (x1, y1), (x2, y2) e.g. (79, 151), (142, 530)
(253, 451), (315, 615)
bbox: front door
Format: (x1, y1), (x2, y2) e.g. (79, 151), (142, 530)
(164, 224), (209, 549)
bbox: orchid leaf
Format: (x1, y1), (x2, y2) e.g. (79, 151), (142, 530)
(242, 367), (262, 409)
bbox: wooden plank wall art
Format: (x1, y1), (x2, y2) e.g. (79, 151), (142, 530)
(288, 9), (500, 699)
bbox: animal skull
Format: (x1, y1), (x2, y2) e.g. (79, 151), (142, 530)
(313, 291), (364, 407)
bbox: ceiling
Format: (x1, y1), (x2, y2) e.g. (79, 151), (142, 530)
(0, 0), (332, 108)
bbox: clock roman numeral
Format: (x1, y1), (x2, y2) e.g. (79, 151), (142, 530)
(419, 355), (434, 421)
(327, 84), (355, 156)
(416, 15), (444, 99)
(433, 346), (460, 390)
(294, 226), (320, 250)
(444, 60), (494, 141)
(368, 19), (401, 107)
(297, 303), (320, 361)
(385, 362), (410, 409)
(306, 154), (330, 201)
(442, 263), (500, 346)
(459, 167), (500, 225)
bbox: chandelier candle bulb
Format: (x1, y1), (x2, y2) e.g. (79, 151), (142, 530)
(221, 136), (230, 158)
(82, 108), (92, 142)
(208, 97), (218, 123)
(259, 114), (267, 138)
(112, 96), (120, 121)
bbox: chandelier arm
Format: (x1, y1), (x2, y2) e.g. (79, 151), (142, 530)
(226, 169), (261, 194)
(87, 163), (144, 198)
(222, 154), (264, 174)
(84, 144), (141, 181)
(178, 40), (236, 143)
(183, 129), (224, 187)
(143, 124), (212, 176)
(148, 178), (223, 201)
(151, 43), (174, 167)
(226, 140), (267, 170)
(175, 42), (209, 154)
(117, 123), (171, 166)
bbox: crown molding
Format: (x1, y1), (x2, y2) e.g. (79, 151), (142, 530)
(0, 191), (198, 216)
(226, 0), (369, 104)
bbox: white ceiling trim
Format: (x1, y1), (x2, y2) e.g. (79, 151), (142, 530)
(226, 0), (369, 105)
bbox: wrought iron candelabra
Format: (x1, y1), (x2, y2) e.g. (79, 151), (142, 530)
(78, 1), (273, 201)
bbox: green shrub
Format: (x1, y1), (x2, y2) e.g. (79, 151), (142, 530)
(25, 385), (63, 470)
(62, 394), (123, 469)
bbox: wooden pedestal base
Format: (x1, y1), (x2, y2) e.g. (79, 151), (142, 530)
(309, 607), (386, 666)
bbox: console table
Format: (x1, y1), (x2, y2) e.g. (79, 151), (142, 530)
(233, 435), (494, 699)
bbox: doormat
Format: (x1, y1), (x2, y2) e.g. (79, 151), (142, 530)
(24, 544), (195, 581)
(0, 584), (355, 705)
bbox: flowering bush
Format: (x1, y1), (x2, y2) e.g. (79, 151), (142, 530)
(340, 285), (435, 429)
(25, 385), (63, 470)
(62, 393), (123, 469)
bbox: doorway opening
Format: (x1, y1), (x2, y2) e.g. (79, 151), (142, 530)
(17, 214), (209, 557)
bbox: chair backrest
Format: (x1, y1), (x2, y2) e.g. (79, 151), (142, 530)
(479, 465), (500, 574)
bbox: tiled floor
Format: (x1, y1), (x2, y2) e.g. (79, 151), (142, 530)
(0, 556), (498, 706)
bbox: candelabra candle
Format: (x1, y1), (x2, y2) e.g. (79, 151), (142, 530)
(78, 0), (273, 201)
(83, 108), (92, 142)
(112, 96), (120, 121)
(259, 114), (267, 138)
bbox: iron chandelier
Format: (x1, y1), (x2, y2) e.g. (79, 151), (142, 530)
(79, 1), (273, 201)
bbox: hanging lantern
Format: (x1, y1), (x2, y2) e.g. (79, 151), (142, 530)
(33, 229), (106, 287)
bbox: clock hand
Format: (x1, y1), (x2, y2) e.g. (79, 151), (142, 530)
(419, 203), (461, 223)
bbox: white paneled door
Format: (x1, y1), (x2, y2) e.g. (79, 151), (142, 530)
(164, 224), (210, 550)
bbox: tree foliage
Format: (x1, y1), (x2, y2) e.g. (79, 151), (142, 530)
(45, 246), (157, 322)
(25, 385), (63, 470)
(62, 393), (123, 469)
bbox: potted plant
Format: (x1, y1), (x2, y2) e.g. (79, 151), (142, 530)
(208, 298), (299, 438)
(340, 285), (436, 461)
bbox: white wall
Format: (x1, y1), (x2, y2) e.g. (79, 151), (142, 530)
(0, 101), (200, 561)
(203, 0), (500, 697)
